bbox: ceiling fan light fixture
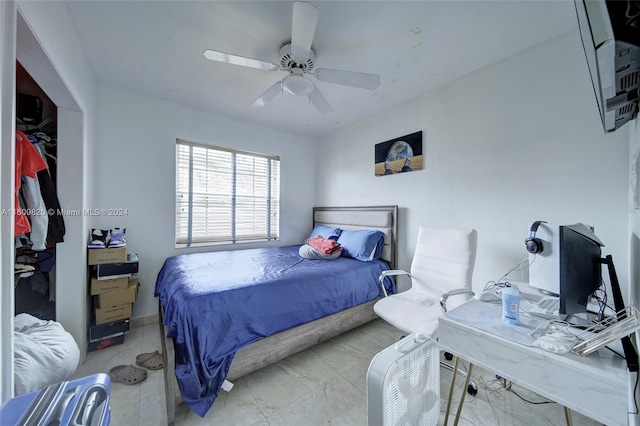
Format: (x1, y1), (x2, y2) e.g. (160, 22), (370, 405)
(282, 74), (314, 96)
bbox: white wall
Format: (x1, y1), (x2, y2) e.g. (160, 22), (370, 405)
(316, 32), (631, 296)
(91, 85), (317, 319)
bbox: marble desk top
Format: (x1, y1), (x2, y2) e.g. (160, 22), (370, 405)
(439, 299), (631, 426)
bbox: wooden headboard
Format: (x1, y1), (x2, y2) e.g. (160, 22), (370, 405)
(312, 205), (398, 269)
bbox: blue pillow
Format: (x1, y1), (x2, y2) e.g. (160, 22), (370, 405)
(337, 229), (385, 261)
(308, 224), (341, 241)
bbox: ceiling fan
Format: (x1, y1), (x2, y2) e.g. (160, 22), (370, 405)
(203, 1), (381, 115)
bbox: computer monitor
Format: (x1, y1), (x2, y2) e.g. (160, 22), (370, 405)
(528, 222), (604, 316)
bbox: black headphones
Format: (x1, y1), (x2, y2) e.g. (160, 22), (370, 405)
(525, 220), (547, 254)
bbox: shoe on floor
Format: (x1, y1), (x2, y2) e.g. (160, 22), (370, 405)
(88, 229), (109, 249)
(136, 351), (164, 370)
(108, 365), (146, 385)
(108, 227), (126, 248)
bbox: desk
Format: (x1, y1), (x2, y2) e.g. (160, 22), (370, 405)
(438, 299), (630, 426)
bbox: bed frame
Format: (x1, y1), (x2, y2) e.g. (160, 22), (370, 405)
(159, 205), (398, 424)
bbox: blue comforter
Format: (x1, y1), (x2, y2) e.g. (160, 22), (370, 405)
(155, 245), (395, 416)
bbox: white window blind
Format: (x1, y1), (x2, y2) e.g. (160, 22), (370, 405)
(176, 140), (280, 246)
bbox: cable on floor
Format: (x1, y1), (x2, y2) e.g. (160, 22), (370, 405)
(476, 375), (507, 400)
(476, 374), (555, 406)
(507, 387), (555, 405)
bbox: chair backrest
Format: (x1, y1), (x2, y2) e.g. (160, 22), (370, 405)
(409, 226), (477, 301)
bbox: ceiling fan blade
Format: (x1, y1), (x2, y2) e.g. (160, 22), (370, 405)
(251, 80), (283, 108)
(315, 68), (381, 90)
(309, 86), (334, 115)
(291, 2), (319, 60)
(204, 49), (278, 71)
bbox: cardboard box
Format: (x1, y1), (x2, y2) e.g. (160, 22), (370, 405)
(87, 247), (127, 265)
(90, 276), (128, 295)
(96, 261), (139, 280)
(88, 333), (126, 352)
(94, 303), (132, 325)
(94, 280), (138, 309)
(89, 319), (130, 341)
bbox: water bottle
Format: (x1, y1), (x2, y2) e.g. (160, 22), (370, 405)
(502, 286), (520, 325)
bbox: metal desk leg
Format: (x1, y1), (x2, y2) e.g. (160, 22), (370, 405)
(444, 356), (460, 426)
(564, 406), (573, 426)
(453, 363), (474, 426)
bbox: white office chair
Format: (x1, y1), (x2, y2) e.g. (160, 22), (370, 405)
(374, 225), (477, 336)
(374, 226), (478, 424)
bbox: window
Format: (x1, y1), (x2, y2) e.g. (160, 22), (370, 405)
(176, 140), (280, 246)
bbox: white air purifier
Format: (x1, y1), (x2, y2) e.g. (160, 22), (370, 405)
(367, 333), (440, 425)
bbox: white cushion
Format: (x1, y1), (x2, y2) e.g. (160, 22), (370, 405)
(14, 313), (80, 395)
(374, 289), (441, 337)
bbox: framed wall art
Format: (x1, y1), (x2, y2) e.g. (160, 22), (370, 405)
(374, 131), (423, 176)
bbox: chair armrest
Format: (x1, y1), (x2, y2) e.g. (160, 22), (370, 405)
(440, 289), (475, 312)
(378, 270), (411, 297)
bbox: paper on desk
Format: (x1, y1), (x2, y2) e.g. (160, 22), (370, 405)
(445, 299), (547, 346)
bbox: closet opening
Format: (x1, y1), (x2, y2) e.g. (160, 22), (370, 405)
(14, 61), (65, 321)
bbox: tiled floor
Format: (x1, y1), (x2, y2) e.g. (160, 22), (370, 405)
(71, 319), (601, 425)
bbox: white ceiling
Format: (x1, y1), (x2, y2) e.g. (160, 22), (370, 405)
(64, 1), (579, 137)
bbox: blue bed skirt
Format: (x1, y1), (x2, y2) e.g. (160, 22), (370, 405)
(155, 245), (395, 416)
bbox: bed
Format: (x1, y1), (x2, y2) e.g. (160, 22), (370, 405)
(156, 205), (398, 422)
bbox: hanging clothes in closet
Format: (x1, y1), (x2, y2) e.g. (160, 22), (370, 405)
(27, 128), (65, 245)
(14, 125), (65, 272)
(14, 129), (47, 245)
(14, 84), (61, 320)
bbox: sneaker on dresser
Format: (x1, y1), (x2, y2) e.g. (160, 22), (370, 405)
(88, 229), (109, 249)
(109, 227), (127, 248)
